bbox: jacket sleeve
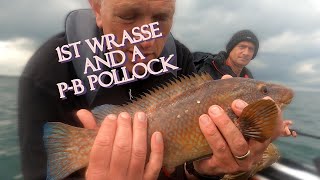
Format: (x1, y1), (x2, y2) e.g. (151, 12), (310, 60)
(18, 76), (59, 180)
(18, 75), (85, 180)
(17, 32), (86, 179)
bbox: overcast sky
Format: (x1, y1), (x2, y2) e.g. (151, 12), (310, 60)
(1, 0), (320, 92)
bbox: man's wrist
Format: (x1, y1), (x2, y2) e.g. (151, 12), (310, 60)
(184, 161), (223, 180)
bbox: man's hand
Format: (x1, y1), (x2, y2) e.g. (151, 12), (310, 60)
(281, 120), (297, 137)
(77, 109), (98, 129)
(189, 99), (270, 176)
(186, 75), (294, 177)
(76, 110), (164, 180)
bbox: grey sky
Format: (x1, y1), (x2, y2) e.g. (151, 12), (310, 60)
(0, 0), (319, 91)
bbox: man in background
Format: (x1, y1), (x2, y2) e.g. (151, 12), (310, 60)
(194, 29), (259, 79)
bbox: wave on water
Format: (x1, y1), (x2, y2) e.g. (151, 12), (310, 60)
(13, 174), (22, 180)
(0, 120), (13, 127)
(0, 147), (20, 157)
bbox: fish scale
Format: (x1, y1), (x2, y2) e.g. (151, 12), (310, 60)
(147, 80), (221, 168)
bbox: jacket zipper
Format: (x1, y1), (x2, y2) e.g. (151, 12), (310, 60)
(128, 88), (133, 101)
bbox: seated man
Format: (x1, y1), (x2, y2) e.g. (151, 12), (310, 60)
(194, 30), (259, 79)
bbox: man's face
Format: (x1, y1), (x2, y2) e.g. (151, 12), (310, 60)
(228, 41), (255, 68)
(92, 0), (175, 72)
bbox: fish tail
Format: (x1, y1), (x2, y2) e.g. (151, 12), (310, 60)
(43, 122), (96, 180)
(238, 99), (279, 142)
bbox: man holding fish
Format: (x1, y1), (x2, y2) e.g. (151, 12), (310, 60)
(18, 0), (296, 179)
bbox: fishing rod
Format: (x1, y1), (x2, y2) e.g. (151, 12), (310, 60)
(291, 129), (320, 140)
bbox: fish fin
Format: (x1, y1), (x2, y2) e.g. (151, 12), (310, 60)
(92, 104), (126, 123)
(259, 143), (280, 169)
(132, 73), (212, 111)
(223, 144), (280, 180)
(238, 99), (278, 142)
(43, 122), (96, 180)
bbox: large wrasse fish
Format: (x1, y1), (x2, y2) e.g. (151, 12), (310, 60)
(43, 73), (294, 180)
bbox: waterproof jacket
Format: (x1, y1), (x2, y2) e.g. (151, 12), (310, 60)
(193, 51), (254, 80)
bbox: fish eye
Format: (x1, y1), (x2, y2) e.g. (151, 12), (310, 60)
(260, 85), (268, 95)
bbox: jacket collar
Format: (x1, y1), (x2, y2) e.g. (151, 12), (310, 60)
(211, 51), (250, 78)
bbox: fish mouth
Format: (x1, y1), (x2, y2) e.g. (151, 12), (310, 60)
(279, 103), (287, 110)
(279, 97), (293, 110)
(279, 88), (294, 110)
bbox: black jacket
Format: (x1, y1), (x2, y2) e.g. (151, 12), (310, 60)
(193, 51), (253, 80)
(18, 31), (195, 179)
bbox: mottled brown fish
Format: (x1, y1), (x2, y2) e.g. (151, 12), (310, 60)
(43, 73), (294, 180)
